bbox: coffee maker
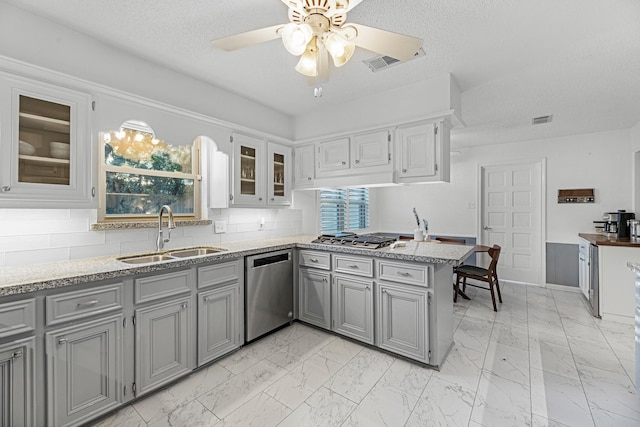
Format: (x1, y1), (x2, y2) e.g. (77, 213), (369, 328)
(602, 210), (636, 238)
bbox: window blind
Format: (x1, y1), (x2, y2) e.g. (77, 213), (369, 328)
(320, 188), (369, 233)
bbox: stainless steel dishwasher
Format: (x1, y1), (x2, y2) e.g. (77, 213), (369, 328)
(245, 249), (293, 342)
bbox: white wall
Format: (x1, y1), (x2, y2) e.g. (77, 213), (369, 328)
(293, 73), (460, 140)
(0, 208), (302, 267)
(376, 129), (632, 244)
(0, 2), (293, 140)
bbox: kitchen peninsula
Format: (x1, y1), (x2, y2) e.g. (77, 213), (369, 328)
(0, 235), (472, 426)
(579, 233), (640, 322)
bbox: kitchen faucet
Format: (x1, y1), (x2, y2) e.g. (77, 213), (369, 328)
(156, 205), (176, 251)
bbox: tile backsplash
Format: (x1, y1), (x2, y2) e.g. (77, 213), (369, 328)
(0, 208), (302, 267)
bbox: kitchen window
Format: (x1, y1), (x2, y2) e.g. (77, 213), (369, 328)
(98, 121), (201, 221)
(320, 188), (369, 233)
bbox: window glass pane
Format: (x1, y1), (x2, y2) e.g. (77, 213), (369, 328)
(320, 188), (368, 233)
(104, 130), (192, 173)
(106, 171), (194, 215)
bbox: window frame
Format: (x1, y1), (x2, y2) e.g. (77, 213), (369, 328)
(97, 131), (202, 223)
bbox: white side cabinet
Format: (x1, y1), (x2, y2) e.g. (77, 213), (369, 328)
(0, 73), (95, 208)
(0, 337), (35, 427)
(293, 144), (315, 188)
(395, 119), (451, 183)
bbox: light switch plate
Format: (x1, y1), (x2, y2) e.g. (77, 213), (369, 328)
(214, 220), (227, 234)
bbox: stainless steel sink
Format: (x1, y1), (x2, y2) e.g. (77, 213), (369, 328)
(167, 247), (227, 258)
(117, 254), (177, 264)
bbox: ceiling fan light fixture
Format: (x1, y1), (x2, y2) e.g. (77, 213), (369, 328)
(323, 32), (355, 67)
(295, 40), (319, 76)
(282, 22), (313, 55)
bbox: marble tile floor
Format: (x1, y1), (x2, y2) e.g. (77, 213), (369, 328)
(90, 283), (639, 427)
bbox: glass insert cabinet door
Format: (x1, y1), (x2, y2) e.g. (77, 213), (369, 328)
(231, 134), (264, 205)
(267, 142), (291, 206)
(0, 75), (94, 208)
(18, 95), (71, 185)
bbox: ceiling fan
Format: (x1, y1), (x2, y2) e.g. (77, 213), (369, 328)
(211, 0), (423, 81)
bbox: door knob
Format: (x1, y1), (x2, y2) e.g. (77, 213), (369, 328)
(483, 226), (492, 230)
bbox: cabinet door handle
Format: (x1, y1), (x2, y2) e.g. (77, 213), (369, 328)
(58, 338), (67, 345)
(397, 271), (411, 276)
(382, 289), (387, 294)
(12, 350), (23, 359)
(348, 264), (359, 269)
(307, 177), (312, 181)
(355, 159), (360, 164)
(76, 300), (99, 308)
(1, 186), (10, 192)
(310, 258), (319, 263)
(365, 285), (371, 290)
(259, 197), (263, 201)
(341, 161), (346, 165)
(181, 303), (188, 310)
(271, 198), (275, 201)
(323, 277), (328, 283)
(402, 169), (407, 173)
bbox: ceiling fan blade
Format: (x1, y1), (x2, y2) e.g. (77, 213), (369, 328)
(348, 23), (422, 62)
(345, 0), (366, 12)
(211, 24), (285, 51)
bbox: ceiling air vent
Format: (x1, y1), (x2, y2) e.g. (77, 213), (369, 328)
(364, 48), (426, 73)
(532, 115), (553, 125)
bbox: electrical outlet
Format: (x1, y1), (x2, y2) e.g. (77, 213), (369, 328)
(214, 220), (227, 234)
(258, 218), (265, 231)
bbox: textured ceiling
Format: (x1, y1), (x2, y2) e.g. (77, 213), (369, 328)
(4, 0), (640, 148)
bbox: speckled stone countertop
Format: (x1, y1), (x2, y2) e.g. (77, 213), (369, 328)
(579, 233), (640, 247)
(628, 262), (640, 275)
(0, 235), (474, 297)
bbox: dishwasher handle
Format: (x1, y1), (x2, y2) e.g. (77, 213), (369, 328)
(252, 252), (291, 268)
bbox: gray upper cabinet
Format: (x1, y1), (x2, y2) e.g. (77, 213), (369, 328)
(197, 283), (241, 366)
(135, 296), (192, 396)
(376, 281), (429, 364)
(332, 275), (374, 344)
(46, 314), (122, 427)
(298, 268), (331, 330)
(0, 73), (95, 208)
(0, 337), (35, 427)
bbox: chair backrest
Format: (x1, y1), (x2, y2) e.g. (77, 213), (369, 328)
(487, 244), (501, 273)
(435, 237), (466, 244)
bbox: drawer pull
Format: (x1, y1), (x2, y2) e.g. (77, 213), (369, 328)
(382, 289), (387, 294)
(76, 300), (100, 308)
(181, 303), (188, 310)
(348, 264), (359, 269)
(309, 258), (319, 263)
(12, 350), (23, 359)
(397, 271), (412, 277)
(58, 338), (67, 345)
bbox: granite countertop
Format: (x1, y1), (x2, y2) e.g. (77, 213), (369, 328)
(579, 233), (640, 247)
(627, 262), (640, 275)
(0, 235), (474, 297)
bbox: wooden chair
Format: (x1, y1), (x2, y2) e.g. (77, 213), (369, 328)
(434, 237), (469, 301)
(454, 244), (503, 311)
(434, 237), (466, 245)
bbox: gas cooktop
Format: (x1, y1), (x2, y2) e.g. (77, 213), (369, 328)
(311, 233), (397, 249)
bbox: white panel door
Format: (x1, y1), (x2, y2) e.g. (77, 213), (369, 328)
(481, 161), (542, 284)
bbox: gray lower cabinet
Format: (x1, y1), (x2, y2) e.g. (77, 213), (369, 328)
(198, 283), (241, 365)
(299, 268), (331, 329)
(135, 296), (192, 396)
(46, 314), (123, 427)
(376, 281), (429, 363)
(0, 337), (35, 427)
(332, 275), (374, 344)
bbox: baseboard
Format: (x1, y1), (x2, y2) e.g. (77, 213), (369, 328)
(499, 279), (582, 293)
